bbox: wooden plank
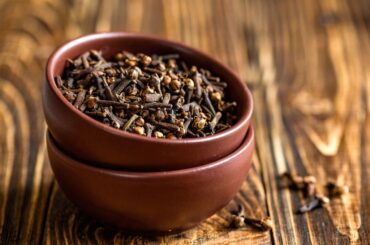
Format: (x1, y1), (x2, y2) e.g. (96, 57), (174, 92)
(0, 0), (369, 244)
(0, 0), (78, 244)
(249, 0), (370, 243)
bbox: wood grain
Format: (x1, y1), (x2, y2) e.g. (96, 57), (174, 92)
(0, 0), (369, 244)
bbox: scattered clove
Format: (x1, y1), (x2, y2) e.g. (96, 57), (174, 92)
(230, 204), (246, 228)
(298, 194), (330, 214)
(281, 172), (334, 214)
(229, 204), (272, 231)
(281, 172), (317, 197)
(325, 180), (349, 197)
(244, 217), (273, 231)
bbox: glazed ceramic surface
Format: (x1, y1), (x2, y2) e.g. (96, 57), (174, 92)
(44, 32), (253, 171)
(47, 127), (255, 233)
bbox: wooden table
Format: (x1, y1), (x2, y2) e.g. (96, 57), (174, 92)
(0, 0), (369, 244)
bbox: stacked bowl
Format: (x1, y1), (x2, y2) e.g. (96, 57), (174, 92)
(43, 33), (254, 234)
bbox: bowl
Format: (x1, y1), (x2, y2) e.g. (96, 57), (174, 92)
(47, 126), (255, 234)
(44, 32), (253, 171)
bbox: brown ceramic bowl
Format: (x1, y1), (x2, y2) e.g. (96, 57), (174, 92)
(47, 126), (255, 234)
(44, 32), (253, 171)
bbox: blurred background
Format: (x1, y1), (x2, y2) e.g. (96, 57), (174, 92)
(0, 0), (369, 244)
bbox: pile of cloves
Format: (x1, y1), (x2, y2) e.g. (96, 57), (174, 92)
(281, 172), (349, 214)
(55, 50), (238, 139)
(229, 204), (272, 231)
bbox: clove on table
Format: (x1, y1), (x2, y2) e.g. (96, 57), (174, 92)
(325, 180), (349, 197)
(297, 194), (330, 214)
(281, 172), (332, 214)
(229, 204), (272, 231)
(281, 172), (317, 197)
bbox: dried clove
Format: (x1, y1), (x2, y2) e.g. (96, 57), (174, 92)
(325, 181), (349, 197)
(298, 194), (330, 214)
(209, 112), (222, 131)
(73, 89), (86, 109)
(281, 173), (336, 214)
(144, 123), (154, 137)
(144, 93), (162, 103)
(244, 217), (273, 231)
(123, 114), (139, 131)
(230, 204), (246, 228)
(229, 204), (272, 231)
(281, 172), (317, 197)
(56, 50), (238, 138)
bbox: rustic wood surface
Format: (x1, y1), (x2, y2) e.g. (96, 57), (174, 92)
(0, 0), (369, 244)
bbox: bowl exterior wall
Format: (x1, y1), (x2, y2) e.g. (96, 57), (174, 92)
(46, 130), (255, 233)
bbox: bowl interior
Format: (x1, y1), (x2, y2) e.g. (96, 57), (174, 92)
(47, 32), (252, 127)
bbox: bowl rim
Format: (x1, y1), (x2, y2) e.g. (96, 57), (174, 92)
(46, 32), (253, 144)
(47, 126), (254, 178)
